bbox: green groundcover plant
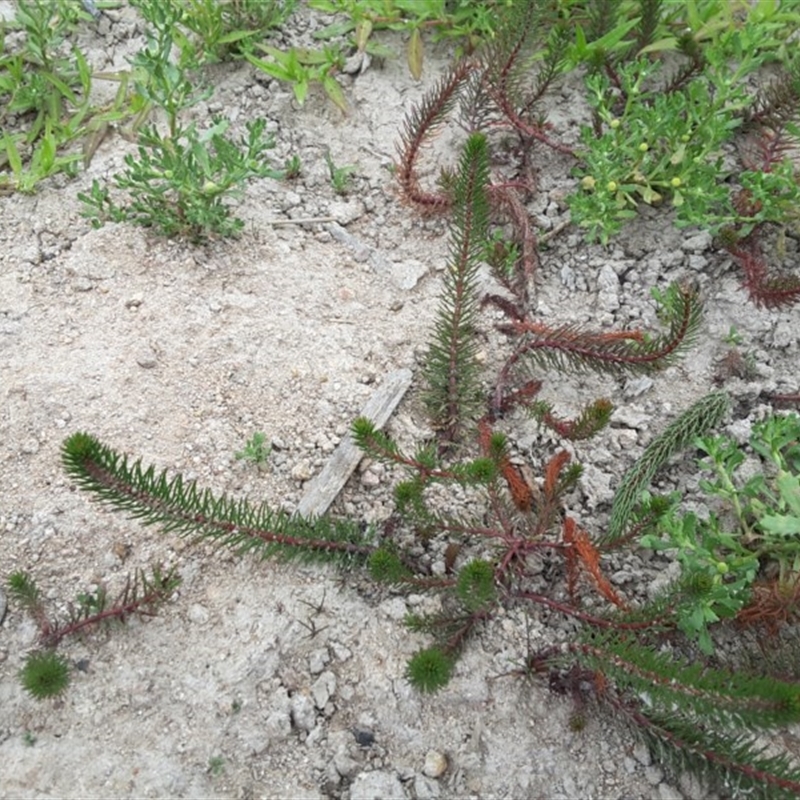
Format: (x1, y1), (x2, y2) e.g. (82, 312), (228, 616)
(638, 412), (800, 654)
(79, 116), (286, 241)
(395, 0), (800, 305)
(79, 0), (291, 240)
(0, 0), (137, 193)
(9, 131), (795, 797)
(8, 2), (800, 797)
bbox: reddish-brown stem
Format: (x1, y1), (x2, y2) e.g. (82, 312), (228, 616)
(42, 588), (168, 648)
(396, 59), (476, 210)
(514, 589), (673, 631)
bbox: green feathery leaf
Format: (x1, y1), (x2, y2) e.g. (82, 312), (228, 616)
(62, 432), (374, 563)
(423, 133), (490, 438)
(456, 559), (496, 611)
(604, 391), (729, 544)
(625, 709), (800, 799)
(532, 397), (613, 440)
(368, 548), (412, 583)
(8, 570), (42, 612)
(19, 650), (71, 700)
(396, 58), (476, 209)
(406, 646), (454, 693)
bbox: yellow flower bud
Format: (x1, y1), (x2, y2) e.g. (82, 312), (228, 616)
(581, 175), (596, 190)
(606, 181), (617, 192)
(671, 177), (682, 188)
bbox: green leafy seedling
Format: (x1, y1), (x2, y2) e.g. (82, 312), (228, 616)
(247, 44), (347, 112)
(207, 755), (225, 776)
(309, 0), (507, 74)
(0, 0), (132, 193)
(324, 148), (355, 195)
(640, 412), (800, 651)
(283, 153), (302, 179)
(406, 646), (453, 693)
(723, 326), (743, 345)
(165, 0), (298, 66)
(235, 432), (271, 465)
(79, 118), (285, 241)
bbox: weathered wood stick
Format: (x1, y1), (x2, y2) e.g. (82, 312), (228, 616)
(296, 368), (413, 519)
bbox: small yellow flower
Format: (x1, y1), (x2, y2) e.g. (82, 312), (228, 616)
(638, 142), (649, 153)
(609, 118), (621, 129)
(716, 561), (729, 575)
(581, 175), (596, 190)
(671, 177), (682, 188)
(606, 181), (617, 192)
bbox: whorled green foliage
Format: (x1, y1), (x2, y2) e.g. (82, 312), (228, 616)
(456, 559), (495, 611)
(406, 646), (454, 693)
(8, 570), (42, 612)
(639, 719), (800, 800)
(368, 549), (411, 584)
(19, 650), (70, 700)
(531, 397), (613, 440)
(580, 635), (800, 729)
(604, 391), (730, 544)
(423, 133), (490, 439)
(62, 432), (374, 563)
(479, 0), (566, 112)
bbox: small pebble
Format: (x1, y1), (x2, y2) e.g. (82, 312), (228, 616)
(311, 670), (336, 710)
(291, 460), (313, 481)
(414, 775), (440, 799)
(136, 350), (158, 369)
(290, 692), (316, 733)
(423, 750), (448, 778)
(350, 770), (406, 800)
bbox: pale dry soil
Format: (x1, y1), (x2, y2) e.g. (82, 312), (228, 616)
(1, 4), (800, 800)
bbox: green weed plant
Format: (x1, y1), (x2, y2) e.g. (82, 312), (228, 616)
(640, 413), (800, 653)
(81, 0), (290, 240)
(171, 0), (297, 65)
(79, 117), (285, 241)
(235, 432), (272, 465)
(247, 43), (348, 113)
(0, 0), (135, 193)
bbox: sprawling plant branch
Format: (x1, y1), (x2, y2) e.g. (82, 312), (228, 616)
(62, 432), (376, 563)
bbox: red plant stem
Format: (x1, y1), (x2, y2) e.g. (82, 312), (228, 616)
(514, 589), (673, 630)
(42, 589), (168, 648)
(83, 458), (379, 560)
(396, 59), (476, 209)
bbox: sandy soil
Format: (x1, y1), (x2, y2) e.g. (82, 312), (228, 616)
(1, 3), (799, 799)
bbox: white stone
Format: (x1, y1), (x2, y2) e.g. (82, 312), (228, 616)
(311, 670), (336, 710)
(422, 750), (448, 778)
(290, 691), (317, 732)
(349, 770), (406, 800)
